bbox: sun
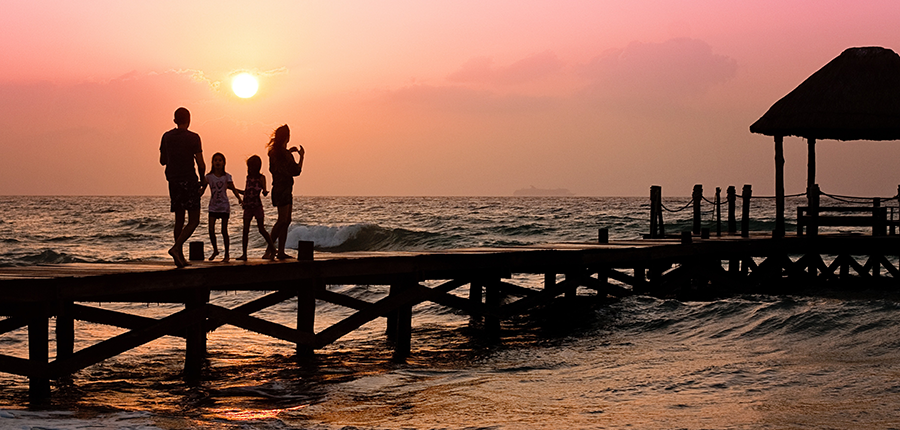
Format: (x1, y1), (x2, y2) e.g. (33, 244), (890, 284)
(232, 73), (258, 98)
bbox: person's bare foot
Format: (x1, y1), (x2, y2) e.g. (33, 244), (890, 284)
(262, 249), (274, 260)
(276, 253), (294, 260)
(236, 254), (247, 261)
(208, 250), (219, 261)
(168, 247), (186, 268)
(223, 252), (230, 263)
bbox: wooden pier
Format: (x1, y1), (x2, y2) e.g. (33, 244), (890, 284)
(2, 233), (900, 401)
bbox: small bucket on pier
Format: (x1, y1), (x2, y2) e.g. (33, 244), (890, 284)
(188, 241), (204, 261)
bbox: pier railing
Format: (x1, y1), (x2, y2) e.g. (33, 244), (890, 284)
(649, 185), (900, 238)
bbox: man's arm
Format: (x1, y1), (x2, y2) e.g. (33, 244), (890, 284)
(159, 139), (167, 165)
(195, 152), (207, 186)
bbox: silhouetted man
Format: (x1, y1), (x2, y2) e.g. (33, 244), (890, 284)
(159, 107), (206, 267)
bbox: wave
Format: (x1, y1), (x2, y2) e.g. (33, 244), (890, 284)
(19, 249), (91, 265)
(286, 223), (447, 252)
(612, 295), (900, 352)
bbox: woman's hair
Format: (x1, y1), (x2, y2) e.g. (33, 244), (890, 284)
(267, 125), (290, 152)
(209, 152), (226, 175)
(247, 155), (262, 178)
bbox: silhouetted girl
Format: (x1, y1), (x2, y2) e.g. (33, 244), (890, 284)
(237, 155), (275, 261)
(266, 125), (304, 260)
(202, 152), (242, 262)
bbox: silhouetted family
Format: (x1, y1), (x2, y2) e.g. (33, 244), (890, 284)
(159, 107), (304, 267)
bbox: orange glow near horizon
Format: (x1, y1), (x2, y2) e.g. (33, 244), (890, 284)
(2, 1), (900, 196)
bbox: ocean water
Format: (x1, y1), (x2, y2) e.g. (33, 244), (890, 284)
(1, 195), (899, 429)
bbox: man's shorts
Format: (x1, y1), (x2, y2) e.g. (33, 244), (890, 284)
(168, 180), (201, 212)
(271, 186), (293, 208)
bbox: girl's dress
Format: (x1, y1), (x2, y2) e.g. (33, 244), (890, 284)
(206, 172), (233, 217)
(243, 176), (265, 222)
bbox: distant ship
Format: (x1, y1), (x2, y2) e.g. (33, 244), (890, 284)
(513, 186), (575, 196)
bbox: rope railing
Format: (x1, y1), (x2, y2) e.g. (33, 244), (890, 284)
(649, 184), (900, 239)
(660, 198), (694, 213)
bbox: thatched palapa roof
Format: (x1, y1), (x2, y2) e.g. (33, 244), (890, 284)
(750, 46), (900, 141)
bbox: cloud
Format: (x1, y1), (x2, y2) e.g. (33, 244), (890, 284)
(577, 38), (737, 103)
(375, 83), (557, 114)
(447, 51), (565, 85)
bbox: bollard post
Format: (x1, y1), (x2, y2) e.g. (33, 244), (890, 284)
(681, 231), (692, 245)
(598, 228), (609, 244)
(188, 241), (204, 261)
(297, 240), (314, 261)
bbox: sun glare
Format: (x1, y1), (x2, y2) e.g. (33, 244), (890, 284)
(232, 73), (258, 98)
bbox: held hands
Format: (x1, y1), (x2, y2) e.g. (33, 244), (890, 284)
(262, 190), (269, 197)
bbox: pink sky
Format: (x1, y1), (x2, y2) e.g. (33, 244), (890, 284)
(2, 0), (900, 196)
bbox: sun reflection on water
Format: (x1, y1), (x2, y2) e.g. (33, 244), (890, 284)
(206, 404), (308, 421)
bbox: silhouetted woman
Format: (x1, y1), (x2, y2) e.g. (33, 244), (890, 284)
(265, 125), (304, 259)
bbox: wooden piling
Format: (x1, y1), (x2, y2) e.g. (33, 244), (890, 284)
(391, 280), (413, 360)
(28, 311), (50, 401)
(296, 280), (317, 357)
(727, 186), (737, 235)
(485, 280), (501, 336)
(183, 289), (209, 381)
(741, 185), (752, 238)
(715, 187), (722, 237)
(598, 228), (609, 244)
(649, 186), (664, 238)
(692, 184), (703, 235)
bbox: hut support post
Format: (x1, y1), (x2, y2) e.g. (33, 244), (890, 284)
(775, 136), (785, 238)
(727, 186), (736, 234)
(741, 185), (752, 237)
(692, 185), (703, 235)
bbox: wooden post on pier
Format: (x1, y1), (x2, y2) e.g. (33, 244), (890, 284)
(649, 186), (664, 238)
(715, 187), (722, 237)
(692, 185), (703, 235)
(28, 310), (50, 401)
(296, 280), (317, 357)
(727, 186), (737, 235)
(741, 185), (752, 237)
(184, 289), (209, 381)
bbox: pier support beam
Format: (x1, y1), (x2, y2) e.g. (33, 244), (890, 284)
(388, 279), (414, 360)
(28, 311), (50, 402)
(296, 280), (317, 357)
(183, 289), (209, 381)
(485, 280), (502, 336)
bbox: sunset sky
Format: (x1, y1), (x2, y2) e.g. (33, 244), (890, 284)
(2, 0), (900, 197)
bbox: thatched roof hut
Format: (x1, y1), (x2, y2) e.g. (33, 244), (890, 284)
(751, 47), (900, 141)
(750, 46), (900, 237)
